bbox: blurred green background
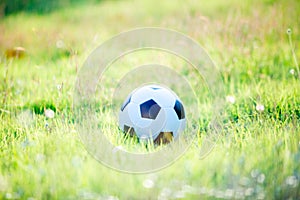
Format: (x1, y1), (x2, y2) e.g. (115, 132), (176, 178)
(0, 0), (299, 199)
(0, 0), (104, 16)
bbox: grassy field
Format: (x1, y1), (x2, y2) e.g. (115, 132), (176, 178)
(0, 0), (300, 199)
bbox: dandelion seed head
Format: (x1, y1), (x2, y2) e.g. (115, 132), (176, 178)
(226, 95), (236, 104)
(257, 173), (265, 183)
(287, 28), (292, 35)
(143, 179), (155, 189)
(45, 109), (55, 118)
(289, 69), (295, 75)
(256, 104), (265, 112)
(56, 40), (65, 49)
(245, 188), (254, 196)
(5, 193), (12, 199)
(57, 84), (62, 90)
(257, 191), (265, 200)
(285, 176), (298, 188)
(239, 177), (250, 186)
(251, 169), (260, 178)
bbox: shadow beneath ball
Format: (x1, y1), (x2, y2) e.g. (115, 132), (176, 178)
(154, 132), (173, 145)
(123, 126), (173, 146)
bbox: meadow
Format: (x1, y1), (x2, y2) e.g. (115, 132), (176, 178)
(0, 0), (299, 199)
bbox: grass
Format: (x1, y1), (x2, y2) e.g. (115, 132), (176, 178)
(0, 0), (300, 199)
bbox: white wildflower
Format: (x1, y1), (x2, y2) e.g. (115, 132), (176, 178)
(44, 109), (55, 118)
(56, 84), (62, 90)
(245, 188), (254, 196)
(257, 173), (265, 183)
(143, 179), (155, 189)
(251, 169), (260, 178)
(5, 193), (12, 199)
(56, 40), (65, 49)
(226, 95), (236, 104)
(256, 104), (264, 112)
(257, 192), (265, 200)
(285, 176), (298, 188)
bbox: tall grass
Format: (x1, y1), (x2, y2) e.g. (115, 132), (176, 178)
(0, 0), (299, 199)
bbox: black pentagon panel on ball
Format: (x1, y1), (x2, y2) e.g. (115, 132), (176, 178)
(151, 87), (161, 90)
(120, 95), (131, 111)
(174, 100), (185, 120)
(124, 125), (136, 137)
(140, 99), (161, 119)
(154, 132), (173, 145)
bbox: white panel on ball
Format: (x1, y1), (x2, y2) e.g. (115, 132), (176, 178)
(152, 88), (176, 108)
(130, 86), (154, 104)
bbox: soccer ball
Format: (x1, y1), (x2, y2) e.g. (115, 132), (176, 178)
(118, 84), (186, 144)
